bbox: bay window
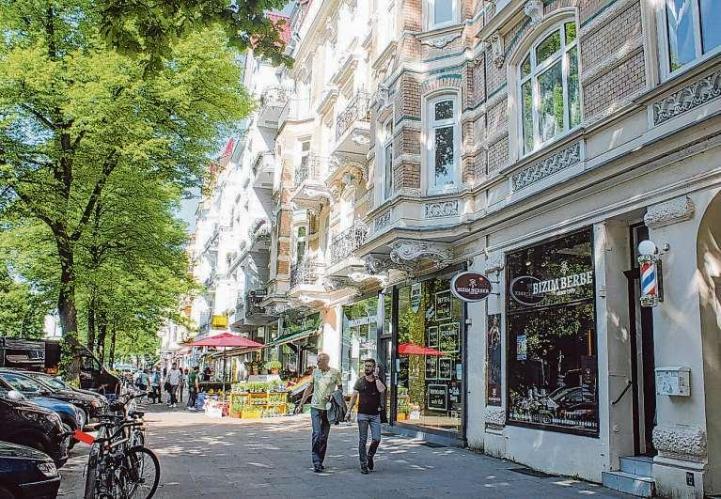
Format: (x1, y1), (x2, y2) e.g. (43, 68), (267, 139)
(660, 0), (721, 76)
(519, 22), (581, 156)
(426, 94), (459, 193)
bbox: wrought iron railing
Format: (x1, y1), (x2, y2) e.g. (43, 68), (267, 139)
(294, 154), (327, 188)
(290, 258), (324, 288)
(335, 91), (370, 140)
(330, 222), (368, 265)
(245, 288), (267, 317)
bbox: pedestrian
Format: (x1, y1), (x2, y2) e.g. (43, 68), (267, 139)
(186, 366), (200, 411)
(296, 352), (342, 473)
(178, 368), (187, 403)
(136, 369), (149, 402)
(150, 368), (161, 404)
(346, 358), (386, 474)
(167, 362), (182, 408)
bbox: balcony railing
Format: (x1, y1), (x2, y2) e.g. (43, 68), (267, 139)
(260, 86), (287, 108)
(330, 222), (368, 265)
(290, 258), (324, 288)
(294, 154), (328, 188)
(336, 91), (370, 140)
(245, 288), (267, 317)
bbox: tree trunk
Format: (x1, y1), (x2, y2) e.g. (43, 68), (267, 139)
(87, 295), (96, 352)
(96, 312), (108, 364)
(56, 235), (81, 380)
(108, 327), (116, 369)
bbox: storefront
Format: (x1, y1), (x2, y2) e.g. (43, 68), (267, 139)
(504, 228), (598, 436)
(340, 296), (379, 393)
(266, 312), (321, 376)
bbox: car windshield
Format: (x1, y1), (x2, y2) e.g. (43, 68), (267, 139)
(27, 374), (62, 392)
(46, 377), (67, 390)
(0, 373), (47, 394)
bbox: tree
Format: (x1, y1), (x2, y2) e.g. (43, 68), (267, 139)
(0, 0), (252, 368)
(0, 264), (50, 338)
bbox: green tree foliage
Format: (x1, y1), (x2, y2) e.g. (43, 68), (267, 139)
(0, 264), (50, 338)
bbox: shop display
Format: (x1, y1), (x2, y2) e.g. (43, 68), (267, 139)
(505, 228), (599, 435)
(228, 380), (289, 419)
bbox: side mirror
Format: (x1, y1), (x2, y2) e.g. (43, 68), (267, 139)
(7, 390), (24, 402)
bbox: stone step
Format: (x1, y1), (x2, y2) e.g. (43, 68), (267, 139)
(620, 455), (654, 477)
(602, 470), (656, 497)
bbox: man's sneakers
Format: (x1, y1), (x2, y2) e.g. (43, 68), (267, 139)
(313, 466), (323, 473)
(367, 455), (374, 471)
(360, 464), (369, 474)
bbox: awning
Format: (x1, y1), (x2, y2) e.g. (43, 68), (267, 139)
(266, 328), (317, 347)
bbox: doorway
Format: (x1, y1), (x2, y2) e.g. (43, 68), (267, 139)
(625, 224), (657, 456)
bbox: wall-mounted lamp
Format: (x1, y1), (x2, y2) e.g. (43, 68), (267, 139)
(638, 239), (663, 307)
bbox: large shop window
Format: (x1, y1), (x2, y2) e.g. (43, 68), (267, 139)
(660, 0), (721, 76)
(505, 228), (598, 436)
(519, 22), (581, 155)
(426, 95), (459, 193)
(396, 276), (464, 434)
(341, 296), (379, 393)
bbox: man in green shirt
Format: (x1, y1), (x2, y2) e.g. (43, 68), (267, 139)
(297, 353), (341, 472)
(186, 366), (200, 411)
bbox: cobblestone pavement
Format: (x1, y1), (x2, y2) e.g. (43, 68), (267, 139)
(58, 405), (630, 498)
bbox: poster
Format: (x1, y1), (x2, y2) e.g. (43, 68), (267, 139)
(411, 283), (422, 313)
(439, 322), (459, 353)
(486, 314), (502, 406)
(435, 290), (452, 320)
(427, 326), (438, 348)
(438, 357), (452, 380)
(516, 334), (527, 361)
(427, 384), (448, 411)
(425, 356), (438, 380)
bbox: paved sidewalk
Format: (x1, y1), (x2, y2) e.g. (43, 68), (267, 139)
(59, 405), (630, 498)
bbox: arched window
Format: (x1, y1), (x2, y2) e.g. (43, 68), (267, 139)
(426, 94), (460, 193)
(519, 21), (581, 155)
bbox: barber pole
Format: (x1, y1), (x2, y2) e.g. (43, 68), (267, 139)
(638, 255), (659, 307)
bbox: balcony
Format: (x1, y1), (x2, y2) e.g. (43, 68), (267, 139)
(330, 221), (368, 266)
(248, 218), (271, 251)
(289, 257), (327, 307)
(252, 152), (275, 189)
(291, 154), (331, 212)
(257, 86), (287, 127)
(279, 98), (311, 128)
(334, 91), (371, 155)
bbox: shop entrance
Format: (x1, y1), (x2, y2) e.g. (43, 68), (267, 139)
(625, 224), (657, 456)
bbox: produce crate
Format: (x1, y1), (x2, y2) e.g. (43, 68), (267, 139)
(240, 406), (264, 419)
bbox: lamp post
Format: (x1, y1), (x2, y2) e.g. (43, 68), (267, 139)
(638, 240), (660, 308)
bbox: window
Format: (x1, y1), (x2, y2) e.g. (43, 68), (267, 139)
(661, 0), (721, 76)
(427, 0), (457, 30)
(295, 226), (307, 264)
(519, 22), (581, 155)
(382, 119), (394, 200)
(426, 95), (459, 192)
(378, 0), (396, 52)
(296, 140), (311, 186)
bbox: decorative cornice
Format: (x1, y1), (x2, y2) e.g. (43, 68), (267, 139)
(512, 141), (582, 191)
(374, 210), (391, 232)
(419, 32), (463, 49)
(424, 200), (460, 218)
(389, 239), (453, 268)
(644, 196), (695, 229)
(652, 424), (707, 462)
(652, 69), (721, 126)
(523, 0), (543, 27)
(484, 406), (505, 426)
(363, 254), (393, 275)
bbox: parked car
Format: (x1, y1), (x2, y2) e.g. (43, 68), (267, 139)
(14, 370), (108, 420)
(0, 372), (84, 432)
(0, 388), (69, 467)
(0, 441), (60, 499)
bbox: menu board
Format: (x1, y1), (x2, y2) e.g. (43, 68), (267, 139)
(435, 290), (452, 320)
(427, 326), (438, 348)
(427, 384), (448, 411)
(438, 358), (452, 380)
(439, 322), (459, 353)
(425, 356), (437, 380)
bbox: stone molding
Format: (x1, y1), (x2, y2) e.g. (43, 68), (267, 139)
(484, 406), (505, 426)
(523, 0), (543, 26)
(389, 239), (453, 268)
(490, 32), (504, 68)
(652, 424), (707, 462)
(644, 196), (695, 229)
(424, 200), (460, 218)
(653, 69), (721, 126)
(511, 141), (582, 191)
(373, 210), (391, 232)
(363, 254), (394, 275)
(419, 32), (462, 49)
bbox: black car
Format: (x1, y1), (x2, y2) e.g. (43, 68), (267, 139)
(0, 441), (60, 499)
(13, 370), (108, 421)
(0, 389), (69, 468)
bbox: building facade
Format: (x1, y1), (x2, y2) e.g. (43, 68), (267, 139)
(186, 0), (721, 496)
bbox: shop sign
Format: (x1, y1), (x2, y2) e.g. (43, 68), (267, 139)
(510, 271), (593, 306)
(410, 283), (422, 313)
(427, 384), (448, 411)
(211, 315), (228, 328)
(450, 272), (492, 302)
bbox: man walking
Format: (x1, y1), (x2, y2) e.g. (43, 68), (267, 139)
(186, 366), (200, 411)
(167, 362), (182, 408)
(346, 358), (385, 474)
(150, 368), (161, 404)
(297, 353), (341, 473)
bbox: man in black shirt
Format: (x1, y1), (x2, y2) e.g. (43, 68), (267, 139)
(346, 358), (386, 474)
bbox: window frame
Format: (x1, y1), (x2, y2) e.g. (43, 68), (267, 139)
(382, 118), (394, 200)
(294, 224), (308, 265)
(656, 0), (721, 80)
(517, 21), (581, 157)
(425, 0), (459, 31)
(425, 93), (461, 195)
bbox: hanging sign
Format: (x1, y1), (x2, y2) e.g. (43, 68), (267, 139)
(450, 272), (492, 302)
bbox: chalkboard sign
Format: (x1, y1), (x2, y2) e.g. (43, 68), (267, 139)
(438, 358), (452, 380)
(425, 356), (438, 380)
(439, 322), (459, 353)
(427, 384), (448, 411)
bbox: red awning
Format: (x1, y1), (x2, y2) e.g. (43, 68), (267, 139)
(190, 332), (264, 349)
(398, 343), (444, 356)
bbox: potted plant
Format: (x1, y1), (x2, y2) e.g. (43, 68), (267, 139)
(265, 360), (282, 375)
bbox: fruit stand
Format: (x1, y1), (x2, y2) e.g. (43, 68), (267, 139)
(229, 380), (289, 419)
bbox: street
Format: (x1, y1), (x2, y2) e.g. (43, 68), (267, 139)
(58, 406), (631, 498)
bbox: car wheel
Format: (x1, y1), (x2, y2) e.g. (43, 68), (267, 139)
(0, 486), (15, 499)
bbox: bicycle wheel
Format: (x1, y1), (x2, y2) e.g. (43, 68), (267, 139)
(83, 447), (99, 499)
(123, 446), (160, 499)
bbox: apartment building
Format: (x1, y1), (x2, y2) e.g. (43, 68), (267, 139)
(186, 0), (721, 495)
